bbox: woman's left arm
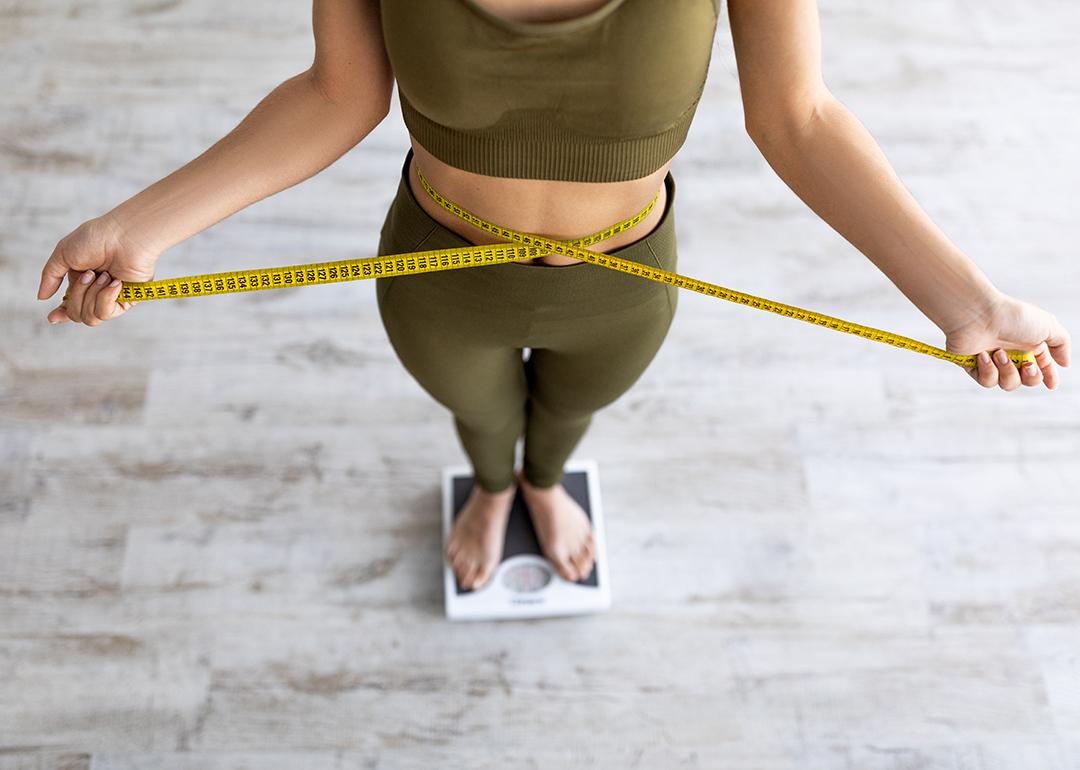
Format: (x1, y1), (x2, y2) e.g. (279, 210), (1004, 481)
(727, 0), (1070, 390)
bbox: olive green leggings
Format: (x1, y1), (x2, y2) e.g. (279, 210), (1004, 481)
(375, 148), (679, 493)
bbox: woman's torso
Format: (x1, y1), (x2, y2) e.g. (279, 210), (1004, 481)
(390, 0), (715, 266)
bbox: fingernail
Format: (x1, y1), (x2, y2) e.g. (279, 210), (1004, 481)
(109, 278), (121, 288)
(80, 270), (94, 285)
(978, 351), (990, 365)
(95, 272), (109, 285)
(994, 349), (1008, 364)
(1025, 363), (1038, 375)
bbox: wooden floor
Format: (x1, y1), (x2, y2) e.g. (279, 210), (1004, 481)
(2, 1), (1078, 768)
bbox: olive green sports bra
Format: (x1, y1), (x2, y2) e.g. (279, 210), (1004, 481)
(379, 0), (722, 182)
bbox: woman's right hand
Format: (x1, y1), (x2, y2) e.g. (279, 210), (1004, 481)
(38, 214), (160, 326)
(944, 291), (1070, 391)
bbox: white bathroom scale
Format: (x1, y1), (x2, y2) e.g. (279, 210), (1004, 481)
(441, 458), (611, 621)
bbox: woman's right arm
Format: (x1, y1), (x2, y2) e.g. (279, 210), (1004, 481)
(39, 0), (394, 325)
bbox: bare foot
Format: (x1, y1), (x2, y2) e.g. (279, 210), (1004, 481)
(446, 480), (517, 590)
(516, 468), (596, 582)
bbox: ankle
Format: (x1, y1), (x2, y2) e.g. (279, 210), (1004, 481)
(517, 468), (559, 492)
(474, 479), (517, 498)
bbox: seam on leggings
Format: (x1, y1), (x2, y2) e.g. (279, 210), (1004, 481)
(384, 223), (439, 304)
(645, 239), (674, 318)
(410, 223), (439, 253)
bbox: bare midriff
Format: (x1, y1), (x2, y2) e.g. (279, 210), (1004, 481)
(407, 139), (671, 267)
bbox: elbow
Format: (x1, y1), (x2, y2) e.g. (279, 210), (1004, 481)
(306, 67), (393, 128)
(368, 81), (394, 123)
(366, 93), (393, 129)
(745, 90), (836, 155)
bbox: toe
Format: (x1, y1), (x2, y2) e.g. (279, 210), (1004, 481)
(575, 547), (595, 578)
(473, 562), (494, 588)
(461, 562), (477, 589)
(540, 546), (570, 580)
(554, 556), (579, 583)
(466, 561), (486, 589)
(452, 555), (470, 584)
(571, 546), (593, 579)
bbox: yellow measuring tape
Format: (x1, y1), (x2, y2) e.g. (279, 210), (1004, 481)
(96, 165), (1034, 371)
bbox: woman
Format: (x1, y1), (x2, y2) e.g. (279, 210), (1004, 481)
(36, 0), (1071, 593)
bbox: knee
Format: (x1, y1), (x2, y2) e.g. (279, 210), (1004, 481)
(527, 390), (600, 423)
(453, 401), (526, 437)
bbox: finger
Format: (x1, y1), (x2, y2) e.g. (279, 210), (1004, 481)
(93, 274), (127, 323)
(1019, 358), (1042, 388)
(65, 269), (97, 323)
(993, 348), (1021, 391)
(1046, 316), (1071, 368)
(47, 304), (73, 324)
(81, 270), (113, 326)
(38, 241), (72, 300)
(1031, 341), (1060, 391)
(973, 350), (998, 388)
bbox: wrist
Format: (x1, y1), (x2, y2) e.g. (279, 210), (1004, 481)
(99, 205), (169, 259)
(930, 277), (1005, 337)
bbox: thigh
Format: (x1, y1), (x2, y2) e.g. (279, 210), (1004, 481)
(376, 223), (529, 421)
(384, 309), (529, 421)
(525, 291), (676, 415)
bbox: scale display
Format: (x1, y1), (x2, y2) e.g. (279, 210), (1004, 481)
(441, 459), (611, 621)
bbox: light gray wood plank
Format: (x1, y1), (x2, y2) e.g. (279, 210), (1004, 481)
(2, 0), (1078, 767)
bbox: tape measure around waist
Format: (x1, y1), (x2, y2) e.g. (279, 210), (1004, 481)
(95, 164), (1034, 372)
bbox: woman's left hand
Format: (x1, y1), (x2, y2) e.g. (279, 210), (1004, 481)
(943, 292), (1070, 391)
